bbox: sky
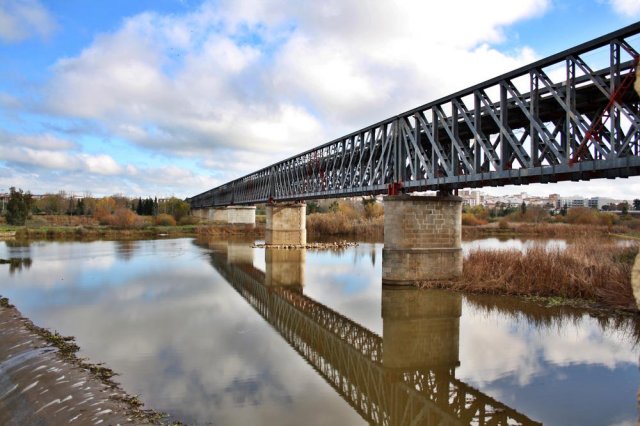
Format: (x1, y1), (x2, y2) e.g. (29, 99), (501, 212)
(0, 0), (640, 199)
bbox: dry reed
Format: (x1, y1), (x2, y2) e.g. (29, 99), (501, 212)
(425, 239), (639, 311)
(462, 222), (629, 238)
(197, 223), (265, 237)
(306, 212), (383, 237)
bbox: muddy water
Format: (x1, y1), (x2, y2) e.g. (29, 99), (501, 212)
(0, 237), (638, 425)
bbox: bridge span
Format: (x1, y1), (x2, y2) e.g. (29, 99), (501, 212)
(189, 23), (640, 284)
(201, 240), (540, 425)
(189, 23), (640, 208)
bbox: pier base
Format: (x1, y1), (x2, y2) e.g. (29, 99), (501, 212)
(265, 203), (306, 245)
(382, 195), (462, 284)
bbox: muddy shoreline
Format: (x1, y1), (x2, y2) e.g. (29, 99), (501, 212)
(0, 297), (167, 425)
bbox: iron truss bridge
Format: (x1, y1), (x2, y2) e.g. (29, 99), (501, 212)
(189, 23), (640, 208)
(204, 244), (539, 425)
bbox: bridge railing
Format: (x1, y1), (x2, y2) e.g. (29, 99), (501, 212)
(189, 23), (640, 208)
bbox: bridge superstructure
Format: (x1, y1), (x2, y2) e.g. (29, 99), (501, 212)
(189, 23), (640, 209)
(191, 23), (640, 284)
(204, 242), (539, 425)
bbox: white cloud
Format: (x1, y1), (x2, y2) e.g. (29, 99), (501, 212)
(0, 131), (219, 196)
(0, 0), (56, 43)
(39, 0), (550, 188)
(609, 0), (640, 16)
(81, 153), (123, 175)
(14, 133), (76, 150)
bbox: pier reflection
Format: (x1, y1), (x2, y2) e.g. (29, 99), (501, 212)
(202, 239), (539, 425)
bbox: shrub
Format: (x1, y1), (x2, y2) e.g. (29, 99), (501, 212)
(462, 212), (487, 226)
(159, 197), (190, 221)
(508, 205), (550, 223)
(102, 208), (143, 229)
(94, 197), (116, 222)
(178, 215), (199, 226)
(155, 213), (177, 226)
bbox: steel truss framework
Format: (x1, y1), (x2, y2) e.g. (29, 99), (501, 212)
(208, 248), (539, 425)
(190, 23), (640, 208)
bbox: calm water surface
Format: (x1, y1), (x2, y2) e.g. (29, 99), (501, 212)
(0, 237), (638, 425)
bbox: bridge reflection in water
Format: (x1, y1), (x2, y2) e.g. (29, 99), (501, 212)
(201, 240), (539, 426)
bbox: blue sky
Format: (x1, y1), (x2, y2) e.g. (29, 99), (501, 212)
(0, 0), (639, 199)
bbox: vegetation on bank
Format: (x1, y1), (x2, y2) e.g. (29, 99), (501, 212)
(306, 198), (384, 237)
(1, 188), (198, 240)
(303, 200), (640, 239)
(419, 238), (639, 312)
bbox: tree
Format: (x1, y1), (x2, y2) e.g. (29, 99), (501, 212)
(520, 201), (527, 215)
(621, 201), (629, 216)
(135, 197), (143, 215)
(4, 187), (33, 225)
(160, 197), (190, 221)
(560, 203), (568, 216)
(74, 198), (85, 216)
(634, 199), (640, 211)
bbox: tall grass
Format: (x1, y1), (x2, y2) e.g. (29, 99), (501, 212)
(438, 239), (639, 311)
(462, 222), (629, 238)
(197, 223), (265, 237)
(306, 212), (384, 237)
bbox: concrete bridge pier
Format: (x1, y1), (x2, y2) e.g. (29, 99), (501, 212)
(199, 206), (255, 226)
(192, 208), (207, 221)
(265, 202), (306, 246)
(211, 207), (228, 223)
(226, 206), (256, 227)
(382, 195), (462, 284)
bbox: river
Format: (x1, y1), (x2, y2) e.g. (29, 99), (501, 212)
(0, 237), (638, 425)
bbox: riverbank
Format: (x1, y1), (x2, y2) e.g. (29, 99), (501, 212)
(4, 211), (639, 241)
(304, 210), (640, 240)
(417, 238), (640, 313)
(1, 224), (198, 240)
(0, 297), (164, 425)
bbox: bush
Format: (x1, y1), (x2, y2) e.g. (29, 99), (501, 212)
(159, 197), (190, 221)
(178, 215), (199, 226)
(154, 213), (176, 226)
(462, 212), (487, 226)
(363, 201), (384, 218)
(101, 208), (143, 229)
(508, 205), (550, 223)
(94, 197), (116, 222)
(563, 207), (619, 227)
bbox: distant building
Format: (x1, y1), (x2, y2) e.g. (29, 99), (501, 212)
(0, 193), (8, 214)
(587, 197), (616, 210)
(459, 190), (482, 207)
(557, 196), (586, 209)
